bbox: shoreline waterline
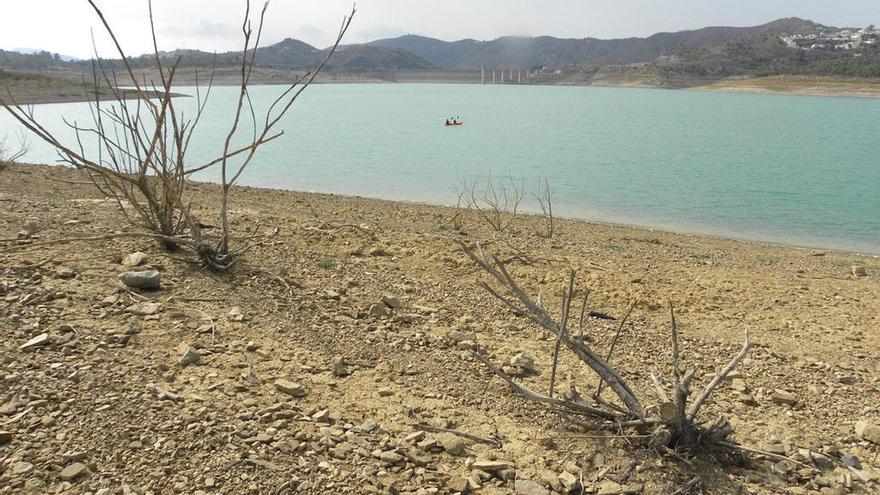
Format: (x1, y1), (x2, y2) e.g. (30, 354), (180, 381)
(232, 179), (880, 258)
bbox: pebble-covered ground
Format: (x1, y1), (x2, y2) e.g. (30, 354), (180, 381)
(1, 164), (879, 494)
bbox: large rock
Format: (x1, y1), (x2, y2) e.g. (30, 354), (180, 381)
(855, 420), (880, 445)
(120, 270), (161, 290)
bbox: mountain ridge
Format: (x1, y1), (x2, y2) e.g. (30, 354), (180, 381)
(5, 17), (879, 82)
(367, 17), (832, 69)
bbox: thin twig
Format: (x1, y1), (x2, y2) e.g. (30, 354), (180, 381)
(687, 330), (751, 421)
(412, 423), (502, 448)
(549, 270), (576, 398)
(595, 302), (636, 397)
(718, 442), (819, 472)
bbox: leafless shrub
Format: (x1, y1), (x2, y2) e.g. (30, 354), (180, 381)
(533, 177), (555, 238)
(460, 240), (755, 456)
(447, 185), (471, 231)
(457, 173), (525, 233)
(0, 0), (354, 269)
(0, 130), (29, 168)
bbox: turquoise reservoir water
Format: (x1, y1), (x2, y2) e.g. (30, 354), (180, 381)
(3, 83), (879, 253)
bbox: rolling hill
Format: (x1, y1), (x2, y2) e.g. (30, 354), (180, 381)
(368, 18), (830, 69)
(4, 17), (878, 84)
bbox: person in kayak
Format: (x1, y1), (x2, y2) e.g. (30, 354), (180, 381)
(445, 118), (451, 125)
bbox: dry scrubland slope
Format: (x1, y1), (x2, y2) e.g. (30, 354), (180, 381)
(0, 164), (879, 494)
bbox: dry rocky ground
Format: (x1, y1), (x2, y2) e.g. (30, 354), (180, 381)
(1, 164), (879, 495)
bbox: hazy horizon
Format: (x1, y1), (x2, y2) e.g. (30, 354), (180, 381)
(1, 0), (878, 59)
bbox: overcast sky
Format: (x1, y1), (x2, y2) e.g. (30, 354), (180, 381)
(2, 0), (878, 59)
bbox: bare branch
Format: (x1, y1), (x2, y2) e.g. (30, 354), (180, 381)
(687, 330), (751, 421)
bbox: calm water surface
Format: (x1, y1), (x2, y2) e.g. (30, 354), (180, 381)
(4, 84), (879, 253)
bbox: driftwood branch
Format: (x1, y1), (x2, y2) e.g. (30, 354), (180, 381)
(459, 240), (754, 455)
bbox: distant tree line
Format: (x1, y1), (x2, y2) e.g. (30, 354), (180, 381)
(0, 50), (62, 71)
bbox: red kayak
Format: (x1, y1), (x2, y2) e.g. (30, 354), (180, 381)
(444, 121), (464, 127)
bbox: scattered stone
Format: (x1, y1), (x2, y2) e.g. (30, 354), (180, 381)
(564, 462), (582, 475)
(771, 389), (798, 406)
(354, 420), (379, 434)
(855, 420), (880, 445)
(274, 379), (306, 397)
(496, 321), (522, 332)
(101, 294), (120, 306)
(836, 374), (856, 385)
(19, 220), (39, 238)
(509, 353), (539, 375)
(379, 450), (404, 464)
(378, 387), (394, 397)
(55, 266), (76, 279)
(381, 294), (401, 308)
(369, 303), (390, 317)
(851, 266), (867, 277)
(12, 461), (34, 476)
(368, 246), (390, 256)
(178, 343), (200, 367)
(126, 302), (162, 316)
(122, 251), (149, 267)
(447, 477), (470, 494)
(596, 480), (623, 495)
(312, 409), (331, 424)
(120, 270), (161, 290)
(515, 479), (549, 495)
(559, 471), (581, 492)
(842, 453), (862, 469)
(20, 333), (50, 351)
(227, 307), (245, 322)
(406, 450), (432, 467)
(471, 460), (512, 471)
(59, 462), (87, 481)
(0, 430), (12, 445)
(331, 357), (350, 377)
(437, 432), (471, 456)
(765, 443), (787, 456)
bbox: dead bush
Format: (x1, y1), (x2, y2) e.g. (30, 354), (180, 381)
(0, 0), (354, 269)
(457, 173), (525, 233)
(461, 240), (757, 458)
